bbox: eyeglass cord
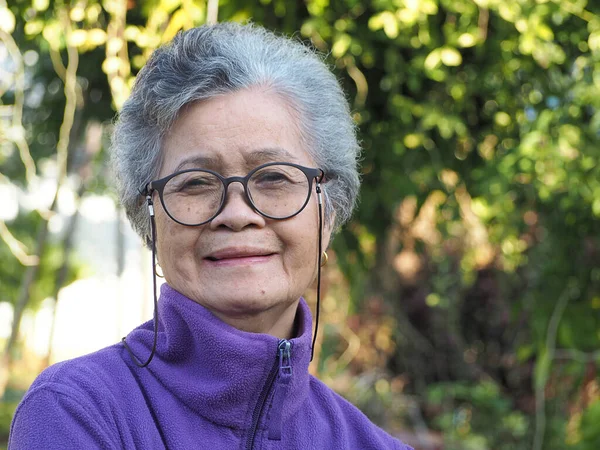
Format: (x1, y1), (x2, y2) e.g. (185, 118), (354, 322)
(122, 186), (324, 367)
(121, 195), (159, 368)
(310, 183), (324, 362)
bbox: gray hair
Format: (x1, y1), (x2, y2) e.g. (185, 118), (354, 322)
(111, 22), (360, 245)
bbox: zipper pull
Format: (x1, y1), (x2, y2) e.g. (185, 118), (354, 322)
(268, 340), (293, 440)
(279, 340), (292, 376)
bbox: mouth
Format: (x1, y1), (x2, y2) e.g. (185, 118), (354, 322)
(205, 247), (276, 263)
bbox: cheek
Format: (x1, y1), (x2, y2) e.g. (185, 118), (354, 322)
(154, 211), (199, 266)
(284, 218), (320, 270)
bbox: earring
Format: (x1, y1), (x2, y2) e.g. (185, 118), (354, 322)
(154, 264), (165, 278)
(320, 251), (328, 267)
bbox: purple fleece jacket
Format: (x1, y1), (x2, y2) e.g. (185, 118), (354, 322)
(10, 284), (411, 449)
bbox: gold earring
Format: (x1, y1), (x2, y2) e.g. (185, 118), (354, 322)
(320, 251), (328, 267)
(154, 264), (165, 278)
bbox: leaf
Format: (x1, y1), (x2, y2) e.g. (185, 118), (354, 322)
(368, 11), (398, 39)
(424, 48), (441, 70)
(86, 29), (108, 47)
(32, 0), (49, 12)
(457, 33), (477, 48)
(589, 31), (600, 53)
(41, 20), (63, 50)
(440, 47), (462, 66)
(0, 6), (15, 33)
(67, 30), (88, 48)
(162, 8), (189, 43)
(332, 33), (351, 58)
(102, 56), (122, 75)
(536, 24), (554, 41)
(24, 20), (44, 36)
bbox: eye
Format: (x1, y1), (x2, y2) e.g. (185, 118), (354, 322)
(183, 176), (213, 188)
(166, 172), (221, 195)
(254, 170), (290, 184)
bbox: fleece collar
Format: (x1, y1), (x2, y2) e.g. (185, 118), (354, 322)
(122, 283), (313, 430)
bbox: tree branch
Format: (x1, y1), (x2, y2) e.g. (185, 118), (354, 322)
(0, 220), (39, 266)
(0, 29), (37, 185)
(533, 286), (573, 450)
(207, 0), (219, 25)
(554, 349), (600, 363)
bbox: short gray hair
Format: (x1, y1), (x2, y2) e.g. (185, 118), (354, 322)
(111, 22), (360, 245)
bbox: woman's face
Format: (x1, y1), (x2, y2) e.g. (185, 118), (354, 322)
(154, 88), (332, 335)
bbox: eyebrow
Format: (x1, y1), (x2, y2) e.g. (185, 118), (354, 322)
(170, 147), (300, 174)
(244, 147), (299, 166)
(172, 155), (221, 173)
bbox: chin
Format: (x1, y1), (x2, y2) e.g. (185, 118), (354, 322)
(213, 293), (281, 315)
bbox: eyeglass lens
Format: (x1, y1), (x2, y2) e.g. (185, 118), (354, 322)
(161, 164), (311, 225)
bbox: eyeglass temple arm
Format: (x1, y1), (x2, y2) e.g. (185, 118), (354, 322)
(138, 185), (155, 217)
(317, 169), (325, 183)
(315, 170), (325, 205)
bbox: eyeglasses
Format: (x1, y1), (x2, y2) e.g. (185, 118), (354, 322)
(145, 162), (324, 226)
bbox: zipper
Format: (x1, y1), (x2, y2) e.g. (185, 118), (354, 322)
(267, 340), (292, 440)
(245, 339), (292, 450)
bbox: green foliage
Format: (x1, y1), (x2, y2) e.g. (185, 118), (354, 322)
(0, 210), (85, 310)
(2, 0), (600, 448)
(427, 381), (530, 449)
(576, 400), (600, 449)
(0, 401), (18, 448)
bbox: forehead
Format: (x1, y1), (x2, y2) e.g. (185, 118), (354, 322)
(160, 88), (312, 177)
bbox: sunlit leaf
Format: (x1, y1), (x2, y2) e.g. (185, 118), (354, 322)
(368, 11), (398, 39)
(87, 29), (107, 47)
(69, 6), (85, 22)
(41, 20), (63, 50)
(0, 6), (16, 33)
(24, 20), (44, 36)
(32, 0), (50, 12)
(440, 47), (462, 66)
(589, 31), (600, 53)
(163, 9), (189, 42)
(332, 33), (351, 58)
(457, 33), (477, 48)
(67, 29), (88, 48)
(424, 48), (441, 69)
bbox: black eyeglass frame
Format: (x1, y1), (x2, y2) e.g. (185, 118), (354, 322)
(143, 161), (325, 226)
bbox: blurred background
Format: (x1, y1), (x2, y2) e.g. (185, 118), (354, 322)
(1, 0), (599, 449)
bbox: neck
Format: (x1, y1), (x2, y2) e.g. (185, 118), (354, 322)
(205, 298), (300, 339)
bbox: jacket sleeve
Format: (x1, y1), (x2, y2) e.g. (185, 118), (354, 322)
(9, 382), (118, 450)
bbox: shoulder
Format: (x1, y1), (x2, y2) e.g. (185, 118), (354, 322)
(24, 344), (130, 405)
(9, 345), (132, 450)
(307, 376), (412, 450)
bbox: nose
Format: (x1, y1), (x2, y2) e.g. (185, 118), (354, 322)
(209, 181), (266, 231)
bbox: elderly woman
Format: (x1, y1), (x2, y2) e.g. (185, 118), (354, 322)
(10, 23), (410, 450)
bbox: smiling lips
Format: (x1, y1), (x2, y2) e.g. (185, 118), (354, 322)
(205, 247), (276, 266)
